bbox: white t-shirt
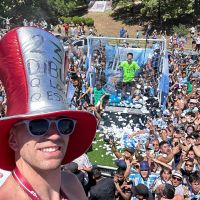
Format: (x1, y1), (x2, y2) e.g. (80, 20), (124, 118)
(73, 153), (92, 168)
(196, 36), (200, 44)
(0, 169), (11, 187)
(190, 27), (196, 33)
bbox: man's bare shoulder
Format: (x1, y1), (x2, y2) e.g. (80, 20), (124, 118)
(0, 184), (8, 200)
(61, 170), (87, 200)
(0, 175), (21, 200)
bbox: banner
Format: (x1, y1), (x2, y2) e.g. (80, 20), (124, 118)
(159, 51), (169, 107)
(89, 1), (112, 12)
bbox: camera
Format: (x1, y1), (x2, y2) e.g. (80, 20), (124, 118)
(126, 179), (133, 185)
(123, 179), (132, 192)
(103, 134), (114, 144)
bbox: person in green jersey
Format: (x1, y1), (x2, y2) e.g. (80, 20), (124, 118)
(93, 82), (107, 111)
(120, 52), (140, 95)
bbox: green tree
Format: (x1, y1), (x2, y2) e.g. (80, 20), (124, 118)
(112, 0), (197, 24)
(194, 0), (200, 18)
(0, 0), (89, 22)
(141, 0), (195, 22)
(112, 0), (137, 8)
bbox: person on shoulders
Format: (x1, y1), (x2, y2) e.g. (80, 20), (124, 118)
(128, 161), (157, 192)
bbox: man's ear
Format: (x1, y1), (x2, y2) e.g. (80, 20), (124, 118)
(8, 128), (18, 151)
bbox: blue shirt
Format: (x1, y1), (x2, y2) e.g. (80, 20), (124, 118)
(128, 173), (157, 192)
(189, 190), (200, 199)
(120, 28), (125, 38)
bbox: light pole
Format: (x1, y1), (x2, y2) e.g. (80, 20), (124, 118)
(158, 0), (161, 26)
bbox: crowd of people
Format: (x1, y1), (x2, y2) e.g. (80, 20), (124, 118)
(0, 16), (199, 200)
(63, 24), (200, 199)
(62, 41), (200, 199)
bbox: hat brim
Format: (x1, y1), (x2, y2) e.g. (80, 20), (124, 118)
(140, 168), (150, 171)
(0, 110), (97, 171)
(172, 174), (183, 180)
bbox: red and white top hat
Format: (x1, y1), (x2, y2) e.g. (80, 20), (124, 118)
(0, 27), (97, 171)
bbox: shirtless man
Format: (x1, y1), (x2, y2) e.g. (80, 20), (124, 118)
(0, 26), (97, 200)
(0, 118), (88, 200)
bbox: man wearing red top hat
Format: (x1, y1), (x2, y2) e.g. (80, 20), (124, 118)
(0, 27), (97, 199)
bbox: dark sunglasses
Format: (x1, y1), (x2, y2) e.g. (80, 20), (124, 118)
(185, 163), (193, 167)
(14, 118), (76, 137)
(172, 176), (182, 182)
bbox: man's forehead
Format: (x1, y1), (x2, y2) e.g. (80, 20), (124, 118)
(162, 144), (168, 147)
(192, 178), (200, 183)
(186, 161), (193, 164)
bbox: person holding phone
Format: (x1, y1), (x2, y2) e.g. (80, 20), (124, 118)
(176, 152), (197, 187)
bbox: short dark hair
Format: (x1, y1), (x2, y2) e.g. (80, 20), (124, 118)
(116, 168), (125, 176)
(124, 147), (135, 155)
(160, 167), (172, 176)
(189, 172), (200, 184)
(174, 128), (181, 134)
(163, 183), (175, 199)
(159, 141), (167, 148)
(127, 52), (133, 57)
(132, 184), (149, 198)
(92, 167), (102, 179)
(70, 73), (79, 80)
(186, 112), (195, 118)
(186, 158), (194, 163)
(186, 135), (192, 140)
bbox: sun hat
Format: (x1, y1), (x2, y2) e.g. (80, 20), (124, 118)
(172, 170), (183, 180)
(139, 161), (150, 171)
(0, 27), (97, 171)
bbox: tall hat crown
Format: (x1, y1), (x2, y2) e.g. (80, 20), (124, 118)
(0, 27), (67, 115)
(0, 27), (97, 170)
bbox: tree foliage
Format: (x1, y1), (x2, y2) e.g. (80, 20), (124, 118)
(0, 0), (199, 25)
(172, 24), (189, 36)
(0, 0), (88, 22)
(112, 0), (135, 7)
(112, 0), (199, 23)
(141, 0), (195, 21)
